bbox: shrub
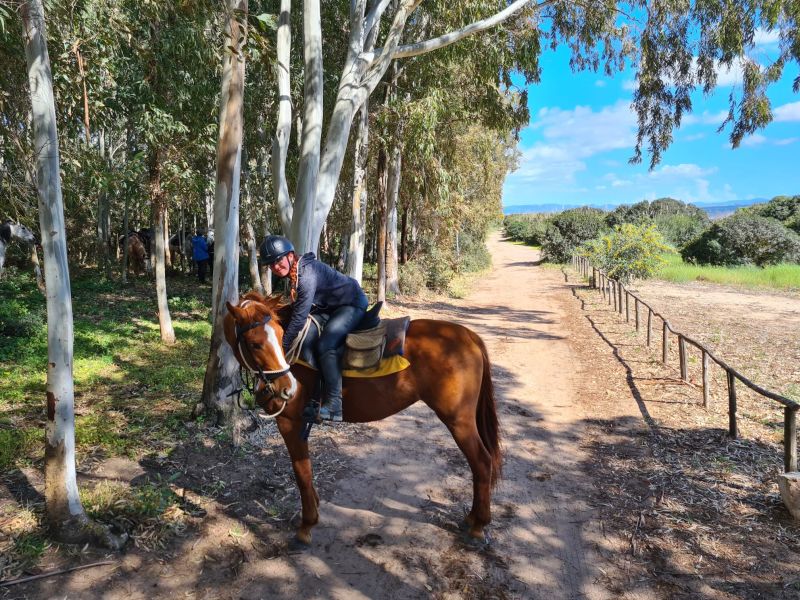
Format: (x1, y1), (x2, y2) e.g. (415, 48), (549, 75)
(581, 223), (670, 283)
(541, 207), (607, 263)
(456, 231), (492, 272)
(424, 245), (456, 292)
(654, 213), (710, 248)
(504, 214), (548, 246)
(751, 194), (800, 223)
(682, 212), (800, 266)
(399, 260), (426, 295)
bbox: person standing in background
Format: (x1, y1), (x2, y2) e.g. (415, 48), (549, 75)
(192, 229), (210, 284)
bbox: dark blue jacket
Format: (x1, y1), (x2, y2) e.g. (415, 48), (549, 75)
(283, 253), (368, 352)
(191, 235), (209, 261)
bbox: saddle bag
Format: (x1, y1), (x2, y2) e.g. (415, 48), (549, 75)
(344, 323), (387, 370)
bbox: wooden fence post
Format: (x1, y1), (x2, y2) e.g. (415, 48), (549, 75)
(727, 370), (738, 439)
(646, 308), (652, 347)
(785, 407), (798, 472)
(635, 298), (640, 331)
(702, 351), (709, 408)
(679, 336), (688, 382)
(662, 321), (669, 364)
(625, 291), (630, 322)
(618, 283), (623, 314)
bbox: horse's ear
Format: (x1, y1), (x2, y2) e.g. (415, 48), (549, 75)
(226, 302), (242, 319)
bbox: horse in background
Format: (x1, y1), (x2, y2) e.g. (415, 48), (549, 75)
(0, 220), (38, 277)
(120, 232), (147, 278)
(169, 230), (194, 273)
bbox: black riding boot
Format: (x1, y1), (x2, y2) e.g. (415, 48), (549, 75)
(318, 347), (343, 422)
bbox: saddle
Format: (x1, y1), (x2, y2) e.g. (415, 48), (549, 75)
(291, 302), (411, 375)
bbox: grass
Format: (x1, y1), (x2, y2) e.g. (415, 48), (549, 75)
(0, 269), (212, 469)
(656, 253), (800, 291)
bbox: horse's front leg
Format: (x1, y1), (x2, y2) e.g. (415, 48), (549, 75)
(276, 416), (319, 547)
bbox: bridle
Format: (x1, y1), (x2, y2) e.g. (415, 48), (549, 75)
(233, 312), (293, 418)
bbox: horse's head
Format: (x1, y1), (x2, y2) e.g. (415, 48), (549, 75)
(224, 293), (297, 405)
(5, 221), (37, 245)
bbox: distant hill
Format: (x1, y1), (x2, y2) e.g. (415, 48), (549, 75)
(503, 198), (768, 219)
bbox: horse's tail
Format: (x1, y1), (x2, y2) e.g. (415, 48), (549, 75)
(472, 331), (502, 487)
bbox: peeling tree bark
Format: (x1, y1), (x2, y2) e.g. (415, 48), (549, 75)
(22, 0), (125, 549)
(149, 150), (176, 345)
(385, 143), (401, 294)
(201, 0), (247, 430)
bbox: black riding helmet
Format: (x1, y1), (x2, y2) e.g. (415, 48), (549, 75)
(260, 235), (295, 265)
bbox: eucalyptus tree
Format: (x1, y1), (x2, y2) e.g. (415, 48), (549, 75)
(201, 0), (250, 427)
(20, 0), (124, 548)
(266, 0), (800, 259)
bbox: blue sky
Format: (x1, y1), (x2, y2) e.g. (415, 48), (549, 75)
(502, 30), (800, 209)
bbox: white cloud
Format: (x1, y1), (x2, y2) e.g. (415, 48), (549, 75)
(741, 133), (767, 147)
(713, 57), (746, 87)
(595, 80), (607, 88)
(683, 133), (706, 141)
(774, 101), (800, 122)
(682, 110), (728, 126)
(648, 163), (718, 179)
(754, 28), (780, 46)
(511, 101), (637, 185)
(775, 137), (799, 146)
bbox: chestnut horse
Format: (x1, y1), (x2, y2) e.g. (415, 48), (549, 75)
(224, 292), (501, 546)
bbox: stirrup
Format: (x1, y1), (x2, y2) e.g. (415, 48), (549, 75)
(318, 404), (343, 423)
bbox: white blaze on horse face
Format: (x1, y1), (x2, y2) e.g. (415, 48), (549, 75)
(264, 322), (297, 396)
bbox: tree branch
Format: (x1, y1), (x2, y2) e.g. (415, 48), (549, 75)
(389, 0), (555, 59)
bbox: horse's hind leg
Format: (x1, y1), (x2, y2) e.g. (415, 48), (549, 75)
(276, 417), (319, 546)
(445, 419), (493, 540)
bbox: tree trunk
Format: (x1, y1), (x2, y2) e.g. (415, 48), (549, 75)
(149, 151), (176, 344)
(245, 222), (262, 294)
(376, 146), (388, 302)
(163, 209), (171, 269)
(96, 130), (111, 278)
(201, 0), (247, 431)
(22, 0), (124, 550)
(271, 0), (293, 235)
(344, 99), (370, 283)
(400, 204), (407, 264)
(290, 0), (323, 253)
(386, 143), (401, 295)
(121, 195), (129, 283)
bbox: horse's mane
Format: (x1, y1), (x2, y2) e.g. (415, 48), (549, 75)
(240, 291), (292, 325)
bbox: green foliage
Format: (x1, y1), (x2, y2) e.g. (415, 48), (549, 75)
(749, 195), (800, 223)
(581, 224), (670, 284)
(682, 212), (800, 267)
(398, 261), (426, 295)
(541, 207), (607, 263)
(504, 213), (549, 246)
(653, 213), (710, 248)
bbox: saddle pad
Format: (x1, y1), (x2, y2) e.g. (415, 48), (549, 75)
(295, 354), (410, 379)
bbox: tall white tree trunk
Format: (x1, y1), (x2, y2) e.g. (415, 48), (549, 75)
(386, 143), (401, 294)
(271, 0), (293, 235)
(344, 100), (370, 283)
(22, 0), (124, 548)
(201, 0), (247, 429)
(149, 150), (175, 345)
(290, 0), (323, 252)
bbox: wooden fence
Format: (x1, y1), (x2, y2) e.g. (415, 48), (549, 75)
(572, 255), (799, 473)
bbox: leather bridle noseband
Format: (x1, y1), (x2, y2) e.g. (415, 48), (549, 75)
(233, 314), (293, 417)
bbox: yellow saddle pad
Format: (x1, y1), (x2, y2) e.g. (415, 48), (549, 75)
(295, 354), (410, 378)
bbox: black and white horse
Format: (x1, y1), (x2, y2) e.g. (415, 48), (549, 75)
(0, 220), (37, 276)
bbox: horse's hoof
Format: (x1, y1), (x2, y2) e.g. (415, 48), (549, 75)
(461, 530), (490, 550)
(288, 536), (312, 554)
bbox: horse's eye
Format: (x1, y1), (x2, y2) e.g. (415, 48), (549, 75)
(250, 343), (262, 350)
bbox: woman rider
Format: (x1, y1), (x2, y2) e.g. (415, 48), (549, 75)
(260, 235), (368, 422)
